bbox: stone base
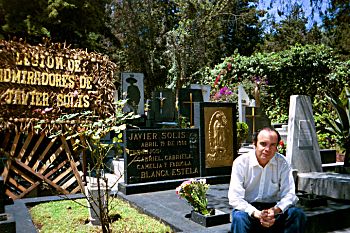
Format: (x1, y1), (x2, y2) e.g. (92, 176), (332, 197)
(297, 193), (328, 208)
(320, 149), (337, 164)
(190, 209), (230, 227)
(118, 180), (182, 195)
(297, 172), (350, 200)
(88, 216), (102, 226)
(117, 175), (230, 195)
(303, 199), (350, 233)
(0, 213), (15, 233)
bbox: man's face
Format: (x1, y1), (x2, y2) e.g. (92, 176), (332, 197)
(255, 129), (278, 167)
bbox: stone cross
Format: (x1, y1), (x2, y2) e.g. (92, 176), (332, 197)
(183, 93), (194, 126)
(245, 106), (261, 134)
(178, 88), (203, 127)
(156, 92), (166, 115)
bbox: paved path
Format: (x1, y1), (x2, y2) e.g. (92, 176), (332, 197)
(5, 156), (350, 233)
(110, 157), (350, 233)
(116, 182), (350, 233)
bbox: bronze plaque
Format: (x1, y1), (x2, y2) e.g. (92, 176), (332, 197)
(204, 107), (234, 168)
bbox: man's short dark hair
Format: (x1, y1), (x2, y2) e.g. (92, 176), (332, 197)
(252, 126), (281, 146)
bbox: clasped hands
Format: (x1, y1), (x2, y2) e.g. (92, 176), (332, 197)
(252, 207), (281, 228)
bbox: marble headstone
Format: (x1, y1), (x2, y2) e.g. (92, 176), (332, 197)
(121, 72), (144, 115)
(190, 84), (211, 102)
(238, 85), (250, 122)
(286, 95), (322, 173)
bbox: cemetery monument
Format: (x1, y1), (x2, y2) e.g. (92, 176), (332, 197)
(121, 72), (144, 115)
(286, 95), (322, 173)
(0, 39), (117, 199)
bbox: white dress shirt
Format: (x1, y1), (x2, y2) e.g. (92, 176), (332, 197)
(228, 150), (298, 216)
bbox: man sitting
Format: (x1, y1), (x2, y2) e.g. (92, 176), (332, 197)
(228, 126), (306, 233)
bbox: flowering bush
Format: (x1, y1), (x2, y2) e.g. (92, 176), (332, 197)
(176, 178), (210, 215)
(211, 86), (237, 103)
(278, 140), (287, 155)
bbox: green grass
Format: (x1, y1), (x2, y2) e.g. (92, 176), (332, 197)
(30, 198), (173, 233)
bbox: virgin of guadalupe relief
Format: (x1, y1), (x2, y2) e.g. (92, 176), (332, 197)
(205, 108), (234, 168)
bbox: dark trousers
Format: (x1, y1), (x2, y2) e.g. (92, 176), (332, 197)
(231, 203), (307, 233)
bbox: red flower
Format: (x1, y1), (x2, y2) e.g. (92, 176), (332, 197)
(227, 63), (232, 71)
(279, 140), (284, 147)
(214, 74), (220, 86)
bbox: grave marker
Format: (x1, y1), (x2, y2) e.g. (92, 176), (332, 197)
(190, 84), (211, 102)
(152, 89), (176, 124)
(245, 106), (270, 142)
(123, 128), (200, 184)
(121, 72), (144, 115)
(0, 40), (116, 199)
(194, 102), (237, 177)
(246, 106), (260, 134)
(178, 88), (203, 126)
(238, 85), (250, 122)
(238, 85), (270, 141)
(286, 95), (322, 172)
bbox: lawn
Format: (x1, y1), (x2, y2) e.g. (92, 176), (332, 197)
(30, 197), (173, 233)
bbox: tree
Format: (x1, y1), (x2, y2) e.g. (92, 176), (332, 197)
(110, 0), (264, 95)
(163, 0), (263, 89)
(0, 0), (265, 96)
(323, 0), (350, 59)
(223, 1), (265, 56)
(111, 0), (175, 96)
(259, 3), (319, 52)
(0, 0), (119, 55)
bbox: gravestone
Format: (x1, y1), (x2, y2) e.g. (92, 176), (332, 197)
(274, 124), (288, 144)
(178, 88), (203, 126)
(238, 85), (270, 142)
(121, 72), (145, 115)
(194, 102), (237, 177)
(147, 89), (177, 127)
(190, 84), (211, 102)
(238, 85), (250, 122)
(119, 128), (200, 194)
(245, 106), (271, 142)
(286, 95), (322, 173)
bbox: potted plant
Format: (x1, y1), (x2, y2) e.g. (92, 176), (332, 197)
(176, 178), (210, 215)
(175, 178), (230, 227)
(322, 86), (350, 170)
